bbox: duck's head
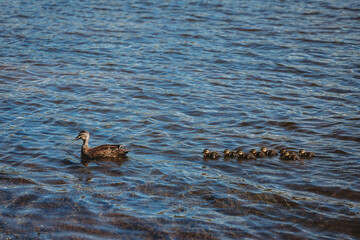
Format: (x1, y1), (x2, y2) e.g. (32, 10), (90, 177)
(250, 149), (256, 154)
(283, 152), (290, 157)
(203, 149), (210, 154)
(236, 150), (243, 155)
(75, 131), (89, 141)
(280, 149), (287, 154)
(261, 147), (267, 153)
(299, 149), (305, 154)
(224, 149), (230, 154)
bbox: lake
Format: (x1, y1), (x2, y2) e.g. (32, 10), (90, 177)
(0, 0), (359, 239)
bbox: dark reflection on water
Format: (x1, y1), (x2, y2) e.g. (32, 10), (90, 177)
(1, 0), (360, 239)
(80, 156), (129, 167)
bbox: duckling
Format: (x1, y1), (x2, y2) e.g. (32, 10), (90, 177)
(223, 149), (238, 158)
(279, 151), (288, 160)
(280, 152), (300, 161)
(203, 149), (220, 159)
(75, 131), (129, 160)
(280, 149), (287, 157)
(299, 149), (315, 158)
(250, 149), (266, 158)
(203, 149), (211, 158)
(261, 147), (277, 157)
(280, 148), (296, 157)
(287, 153), (300, 161)
(210, 152), (221, 159)
(237, 150), (256, 160)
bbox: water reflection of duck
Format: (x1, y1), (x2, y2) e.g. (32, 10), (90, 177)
(250, 149), (266, 158)
(261, 147), (277, 157)
(75, 131), (129, 160)
(280, 152), (300, 161)
(203, 149), (220, 159)
(237, 150), (256, 160)
(299, 149), (315, 158)
(223, 149), (238, 158)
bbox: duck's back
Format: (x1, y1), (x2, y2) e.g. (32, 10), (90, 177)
(86, 144), (129, 159)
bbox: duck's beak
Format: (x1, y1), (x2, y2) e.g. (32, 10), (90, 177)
(74, 135), (81, 140)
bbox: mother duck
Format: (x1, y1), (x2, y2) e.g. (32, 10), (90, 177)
(75, 131), (129, 160)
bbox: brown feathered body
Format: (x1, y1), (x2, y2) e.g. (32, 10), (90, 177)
(299, 149), (315, 158)
(237, 151), (256, 160)
(81, 144), (129, 160)
(223, 149), (238, 158)
(261, 147), (277, 157)
(250, 149), (266, 158)
(203, 149), (220, 159)
(280, 149), (296, 158)
(280, 152), (300, 161)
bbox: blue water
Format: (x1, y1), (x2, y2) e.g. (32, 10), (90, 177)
(1, 0), (360, 239)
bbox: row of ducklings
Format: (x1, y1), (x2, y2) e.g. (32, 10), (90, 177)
(203, 147), (315, 161)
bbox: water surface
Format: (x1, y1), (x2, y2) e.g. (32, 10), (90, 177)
(1, 0), (360, 239)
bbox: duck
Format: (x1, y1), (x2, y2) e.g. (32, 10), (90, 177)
(223, 149), (238, 158)
(237, 150), (256, 160)
(203, 149), (220, 159)
(279, 151), (300, 161)
(280, 148), (296, 157)
(261, 147), (277, 157)
(75, 131), (129, 160)
(250, 149), (266, 158)
(299, 149), (315, 158)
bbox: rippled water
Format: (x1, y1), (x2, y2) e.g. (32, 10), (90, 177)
(1, 0), (360, 239)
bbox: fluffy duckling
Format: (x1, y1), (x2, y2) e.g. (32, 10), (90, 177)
(75, 131), (129, 160)
(203, 149), (220, 159)
(237, 150), (256, 160)
(261, 147), (277, 157)
(299, 149), (315, 158)
(280, 149), (287, 157)
(250, 149), (266, 158)
(287, 153), (300, 161)
(280, 148), (296, 157)
(223, 149), (238, 158)
(280, 152), (300, 161)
